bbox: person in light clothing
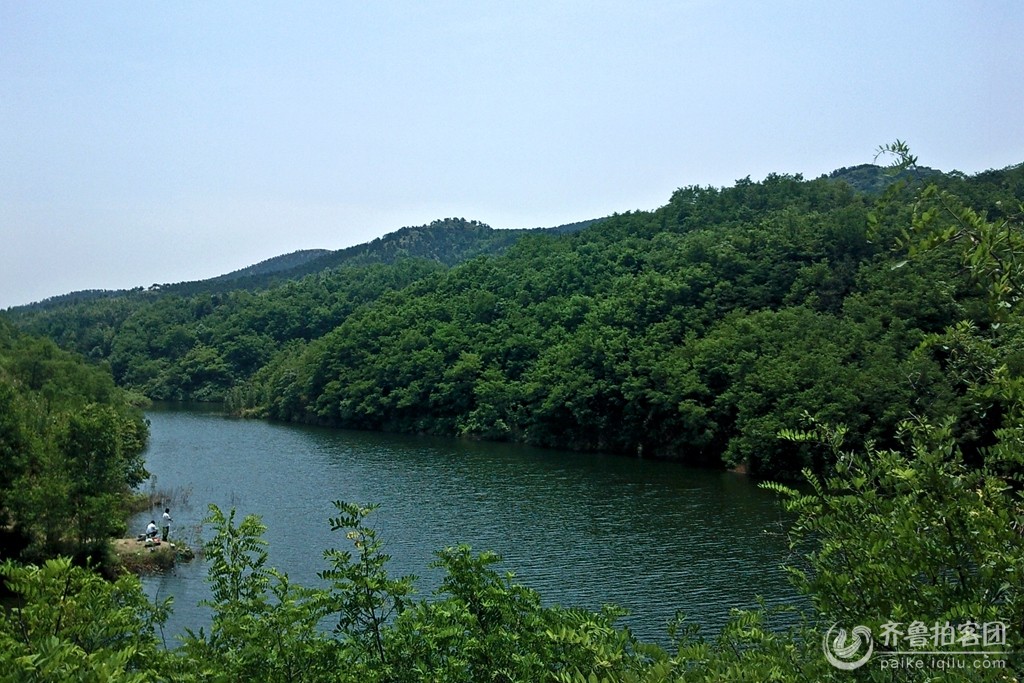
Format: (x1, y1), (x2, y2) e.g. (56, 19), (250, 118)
(161, 508), (172, 542)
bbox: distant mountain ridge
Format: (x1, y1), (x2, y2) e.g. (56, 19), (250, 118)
(208, 249), (333, 283)
(10, 217), (600, 311)
(156, 217), (599, 297)
(6, 162), (958, 312)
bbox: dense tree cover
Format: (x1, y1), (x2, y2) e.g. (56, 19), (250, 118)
(242, 166), (1021, 476)
(1, 152), (1022, 680)
(8, 259), (446, 402)
(0, 318), (148, 566)
(825, 162), (941, 194)
(7, 165), (1023, 478)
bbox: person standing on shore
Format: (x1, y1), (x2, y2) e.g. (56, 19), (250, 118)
(161, 507), (172, 542)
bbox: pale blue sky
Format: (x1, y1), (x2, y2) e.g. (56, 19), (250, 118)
(2, 1), (1022, 308)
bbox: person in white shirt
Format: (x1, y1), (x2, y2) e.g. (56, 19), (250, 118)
(161, 508), (172, 541)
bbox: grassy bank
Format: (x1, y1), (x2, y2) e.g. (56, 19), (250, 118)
(111, 537), (195, 574)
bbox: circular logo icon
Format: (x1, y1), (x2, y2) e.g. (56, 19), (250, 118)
(823, 623), (873, 670)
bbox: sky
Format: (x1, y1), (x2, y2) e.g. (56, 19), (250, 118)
(2, 2), (1022, 309)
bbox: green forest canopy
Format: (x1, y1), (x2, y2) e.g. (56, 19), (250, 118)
(1, 152), (1022, 680)
(0, 317), (147, 565)
(8, 163), (1023, 477)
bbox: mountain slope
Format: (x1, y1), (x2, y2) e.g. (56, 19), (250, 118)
(10, 218), (600, 310)
(207, 249), (333, 284)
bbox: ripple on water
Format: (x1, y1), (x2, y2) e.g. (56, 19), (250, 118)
(136, 405), (801, 646)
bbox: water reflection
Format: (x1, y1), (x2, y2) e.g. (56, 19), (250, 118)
(135, 403), (798, 645)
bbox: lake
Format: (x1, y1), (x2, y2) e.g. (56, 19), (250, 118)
(133, 403), (799, 646)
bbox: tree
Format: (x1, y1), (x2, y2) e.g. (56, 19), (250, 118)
(176, 504), (340, 682)
(320, 502), (416, 672)
(0, 320), (148, 565)
(0, 557), (169, 681)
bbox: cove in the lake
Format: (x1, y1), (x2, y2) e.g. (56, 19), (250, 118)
(134, 403), (799, 645)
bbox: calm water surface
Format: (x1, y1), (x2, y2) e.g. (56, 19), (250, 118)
(134, 404), (798, 645)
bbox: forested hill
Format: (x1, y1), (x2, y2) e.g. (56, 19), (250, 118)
(153, 218), (598, 297)
(204, 249), (332, 284)
(11, 217), (599, 310)
(3, 158), (1022, 682)
(6, 163), (1023, 477)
